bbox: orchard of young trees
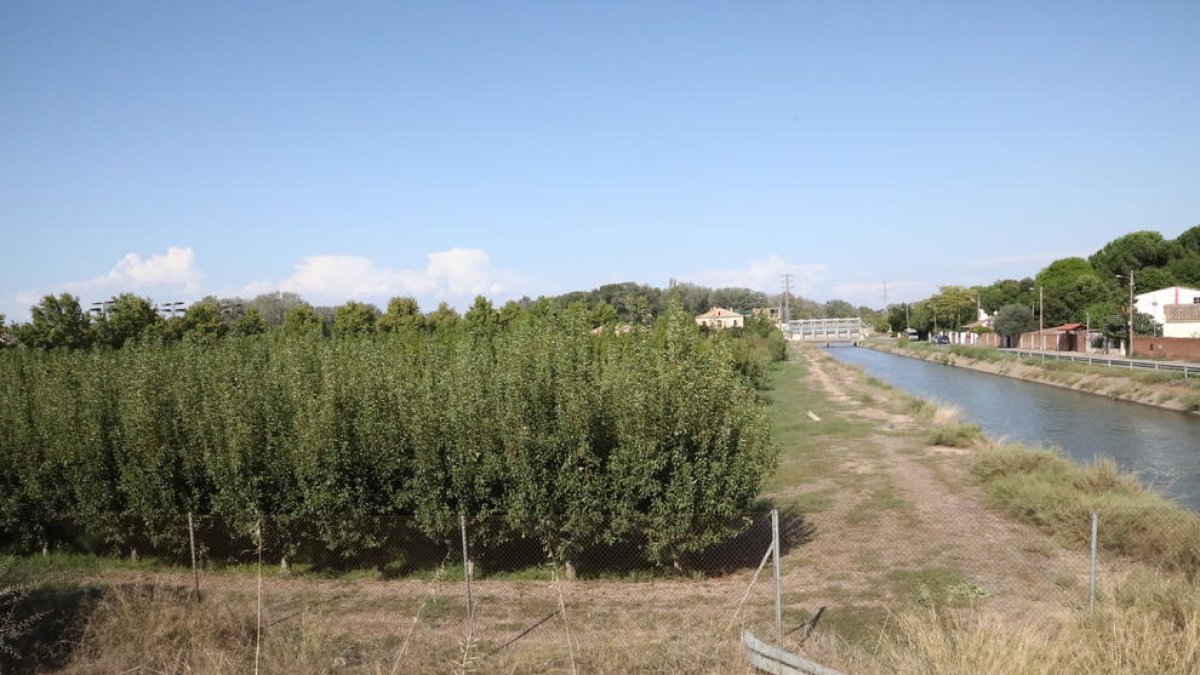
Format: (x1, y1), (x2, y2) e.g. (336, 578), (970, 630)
(0, 298), (781, 570)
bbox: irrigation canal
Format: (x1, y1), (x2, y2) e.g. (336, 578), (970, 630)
(822, 345), (1200, 510)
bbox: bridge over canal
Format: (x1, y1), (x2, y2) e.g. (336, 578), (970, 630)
(783, 317), (870, 343)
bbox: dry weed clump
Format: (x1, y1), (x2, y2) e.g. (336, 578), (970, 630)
(0, 557), (46, 663)
(846, 570), (1200, 675)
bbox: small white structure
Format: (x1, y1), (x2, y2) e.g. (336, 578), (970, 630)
(1135, 286), (1200, 326)
(694, 307), (745, 329)
(1164, 304), (1200, 338)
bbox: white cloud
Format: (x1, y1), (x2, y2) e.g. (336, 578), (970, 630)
(278, 255), (431, 299)
(17, 246), (205, 306)
(427, 248), (502, 295)
(689, 255), (826, 296)
(262, 247), (522, 305)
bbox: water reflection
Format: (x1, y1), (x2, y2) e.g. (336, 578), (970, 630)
(823, 346), (1200, 509)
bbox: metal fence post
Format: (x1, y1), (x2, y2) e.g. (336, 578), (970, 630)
(461, 514), (473, 633)
(1089, 512), (1098, 611)
(772, 508), (782, 640)
(188, 512), (201, 601)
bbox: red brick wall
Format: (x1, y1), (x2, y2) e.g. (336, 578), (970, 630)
(1133, 337), (1200, 362)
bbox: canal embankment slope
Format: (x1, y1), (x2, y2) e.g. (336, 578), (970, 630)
(864, 340), (1200, 415)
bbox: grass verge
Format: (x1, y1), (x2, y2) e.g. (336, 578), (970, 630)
(970, 443), (1200, 574)
(838, 569), (1200, 674)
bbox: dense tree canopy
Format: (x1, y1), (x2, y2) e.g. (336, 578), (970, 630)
(332, 301), (378, 337)
(1033, 258), (1111, 326)
(1088, 231), (1180, 283)
(377, 296), (424, 333)
(93, 293), (160, 348)
(0, 302), (781, 568)
(18, 294), (92, 350)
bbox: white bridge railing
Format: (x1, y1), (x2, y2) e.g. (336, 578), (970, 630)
(784, 318), (868, 343)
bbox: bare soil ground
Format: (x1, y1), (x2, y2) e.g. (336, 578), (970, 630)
(779, 350), (1094, 611)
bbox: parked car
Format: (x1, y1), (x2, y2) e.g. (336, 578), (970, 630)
(931, 335), (950, 345)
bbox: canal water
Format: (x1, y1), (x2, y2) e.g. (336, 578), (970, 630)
(823, 346), (1200, 509)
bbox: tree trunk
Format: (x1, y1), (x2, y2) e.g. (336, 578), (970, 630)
(564, 559), (577, 581)
(280, 554), (289, 574)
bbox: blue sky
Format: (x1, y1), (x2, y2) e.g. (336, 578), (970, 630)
(3, 1), (1198, 320)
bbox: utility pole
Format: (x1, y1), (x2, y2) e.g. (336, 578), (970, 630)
(781, 273), (794, 324)
(1127, 270), (1135, 358)
(882, 282), (890, 333)
(1039, 286), (1045, 352)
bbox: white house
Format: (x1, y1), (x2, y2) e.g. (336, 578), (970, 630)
(1135, 286), (1200, 326)
(694, 307), (745, 329)
(1163, 304), (1200, 338)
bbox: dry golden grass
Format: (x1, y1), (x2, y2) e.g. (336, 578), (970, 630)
(827, 570), (1200, 675)
(56, 578), (758, 674)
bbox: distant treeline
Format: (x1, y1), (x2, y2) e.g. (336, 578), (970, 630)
(0, 303), (782, 566)
(0, 280), (875, 353)
(891, 225), (1200, 339)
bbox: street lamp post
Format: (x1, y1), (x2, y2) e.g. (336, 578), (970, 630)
(1116, 271), (1134, 357)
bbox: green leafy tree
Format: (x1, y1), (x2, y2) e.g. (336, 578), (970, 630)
(671, 283), (713, 315)
(425, 302), (461, 332)
(927, 286), (977, 331)
(711, 287), (769, 312)
(1166, 254), (1200, 287)
(626, 296), (654, 327)
(246, 292), (306, 326)
(1034, 258), (1113, 326)
(332, 301), (378, 337)
(231, 308), (269, 337)
(1135, 267), (1178, 294)
(823, 299), (857, 318)
(1176, 225), (1200, 255)
(93, 294), (161, 348)
(377, 297), (425, 333)
(993, 304), (1037, 343)
(979, 279), (1035, 313)
(589, 301), (619, 328)
(282, 304), (324, 337)
(463, 296), (500, 335)
(19, 294), (92, 350)
(182, 301), (228, 344)
(498, 300), (524, 327)
(1089, 231), (1180, 282)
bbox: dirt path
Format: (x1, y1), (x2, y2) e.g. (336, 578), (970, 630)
(775, 348), (1097, 629)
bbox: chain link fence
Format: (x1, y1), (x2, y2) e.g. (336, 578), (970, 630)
(3, 507), (1199, 673)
